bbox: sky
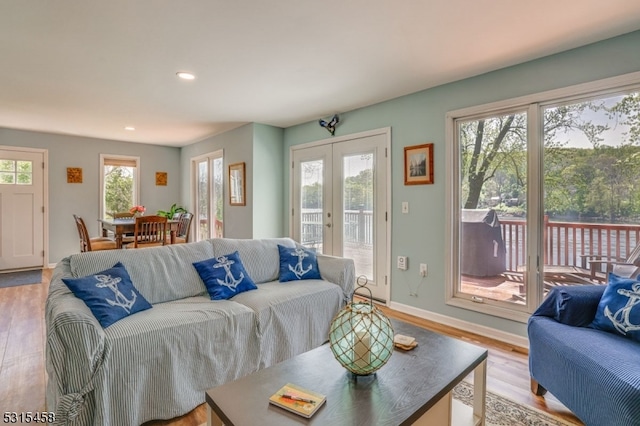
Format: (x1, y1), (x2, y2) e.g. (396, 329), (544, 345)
(550, 93), (632, 149)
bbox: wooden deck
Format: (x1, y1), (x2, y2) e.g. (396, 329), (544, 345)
(461, 271), (601, 304)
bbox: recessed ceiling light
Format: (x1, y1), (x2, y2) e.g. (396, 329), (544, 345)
(176, 71), (196, 80)
(124, 126), (135, 131)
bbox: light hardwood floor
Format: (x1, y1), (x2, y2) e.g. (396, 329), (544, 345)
(0, 270), (582, 425)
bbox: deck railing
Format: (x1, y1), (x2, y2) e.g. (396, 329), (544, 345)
(501, 218), (640, 272)
(301, 210), (640, 274)
(301, 209), (373, 247)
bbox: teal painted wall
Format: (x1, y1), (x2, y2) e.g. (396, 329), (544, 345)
(0, 128), (180, 263)
(283, 30), (640, 336)
(252, 123), (285, 238)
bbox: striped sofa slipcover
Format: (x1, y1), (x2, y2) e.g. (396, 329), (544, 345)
(45, 238), (354, 426)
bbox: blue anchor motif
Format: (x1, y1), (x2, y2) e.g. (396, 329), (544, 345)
(94, 274), (137, 313)
(213, 255), (244, 289)
(604, 282), (640, 335)
(288, 248), (312, 279)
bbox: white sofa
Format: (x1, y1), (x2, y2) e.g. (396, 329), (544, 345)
(45, 238), (355, 425)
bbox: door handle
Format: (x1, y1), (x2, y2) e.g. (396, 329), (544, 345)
(325, 223), (332, 228)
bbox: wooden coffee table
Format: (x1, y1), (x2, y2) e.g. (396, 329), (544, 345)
(205, 319), (487, 425)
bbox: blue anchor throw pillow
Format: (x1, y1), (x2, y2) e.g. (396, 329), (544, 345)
(591, 273), (640, 342)
(62, 262), (152, 328)
(193, 251), (257, 300)
(278, 244), (322, 282)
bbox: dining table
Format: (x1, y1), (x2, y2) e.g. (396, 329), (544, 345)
(99, 217), (179, 249)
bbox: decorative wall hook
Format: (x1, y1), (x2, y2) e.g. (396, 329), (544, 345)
(319, 114), (340, 136)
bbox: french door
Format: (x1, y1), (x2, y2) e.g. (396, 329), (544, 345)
(291, 130), (389, 302)
(0, 147), (46, 270)
(192, 151), (224, 241)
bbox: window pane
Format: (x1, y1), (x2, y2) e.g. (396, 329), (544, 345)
(197, 160), (209, 240)
(213, 157), (223, 238)
(0, 160), (14, 172)
(300, 159), (324, 253)
(16, 161), (32, 184)
(17, 161), (32, 172)
(17, 173), (31, 184)
(458, 111), (528, 305)
(104, 165), (135, 217)
(0, 172), (15, 184)
(542, 91), (640, 288)
(342, 153), (373, 281)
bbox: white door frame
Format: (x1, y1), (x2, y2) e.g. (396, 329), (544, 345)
(0, 145), (49, 270)
(289, 127), (391, 304)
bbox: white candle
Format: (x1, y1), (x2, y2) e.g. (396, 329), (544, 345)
(353, 330), (371, 370)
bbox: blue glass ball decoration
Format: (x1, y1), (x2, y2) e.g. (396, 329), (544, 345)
(329, 277), (394, 375)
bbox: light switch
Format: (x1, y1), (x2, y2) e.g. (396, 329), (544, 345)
(402, 202), (409, 214)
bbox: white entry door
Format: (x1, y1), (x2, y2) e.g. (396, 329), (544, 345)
(0, 148), (45, 270)
(292, 130), (389, 302)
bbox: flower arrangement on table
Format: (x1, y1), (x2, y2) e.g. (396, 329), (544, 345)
(129, 205), (146, 217)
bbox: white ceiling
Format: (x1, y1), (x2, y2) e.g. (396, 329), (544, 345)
(2, 1), (640, 147)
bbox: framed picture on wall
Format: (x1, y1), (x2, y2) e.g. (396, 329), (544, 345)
(229, 162), (246, 206)
(404, 143), (434, 185)
(67, 167), (83, 183)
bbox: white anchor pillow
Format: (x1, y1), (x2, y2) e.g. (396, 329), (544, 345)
(278, 244), (322, 282)
(193, 251), (257, 300)
(591, 273), (640, 342)
(62, 262), (152, 328)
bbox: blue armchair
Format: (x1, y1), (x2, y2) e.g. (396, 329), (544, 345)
(528, 285), (640, 426)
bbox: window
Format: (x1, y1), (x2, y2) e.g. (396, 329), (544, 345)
(0, 159), (33, 185)
(447, 73), (640, 321)
(192, 151), (224, 240)
(100, 155), (140, 219)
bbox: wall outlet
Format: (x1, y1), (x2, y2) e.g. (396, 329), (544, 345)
(419, 263), (427, 277)
(397, 256), (408, 270)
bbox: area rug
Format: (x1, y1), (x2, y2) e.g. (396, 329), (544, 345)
(0, 269), (42, 288)
(453, 381), (582, 426)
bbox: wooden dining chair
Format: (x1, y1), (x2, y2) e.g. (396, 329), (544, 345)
(73, 214), (117, 252)
(168, 212), (193, 244)
(127, 215), (167, 249)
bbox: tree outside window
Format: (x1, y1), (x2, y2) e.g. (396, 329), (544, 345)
(101, 155), (139, 219)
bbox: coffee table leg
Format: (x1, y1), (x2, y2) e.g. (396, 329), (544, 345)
(207, 405), (224, 426)
(473, 359), (487, 425)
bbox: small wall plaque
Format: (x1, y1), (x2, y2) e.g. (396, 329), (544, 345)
(67, 167), (83, 183)
(156, 172), (167, 186)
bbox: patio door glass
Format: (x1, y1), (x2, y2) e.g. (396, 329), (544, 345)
(456, 110), (529, 308)
(542, 91), (640, 286)
(193, 151), (223, 241)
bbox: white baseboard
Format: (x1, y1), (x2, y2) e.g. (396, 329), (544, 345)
(388, 301), (529, 350)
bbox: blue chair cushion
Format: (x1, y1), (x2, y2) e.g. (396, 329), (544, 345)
(62, 262), (152, 328)
(591, 273), (640, 342)
(193, 251), (257, 300)
(278, 244), (322, 282)
(532, 284), (604, 327)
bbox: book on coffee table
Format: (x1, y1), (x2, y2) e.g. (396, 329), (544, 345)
(268, 383), (326, 418)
